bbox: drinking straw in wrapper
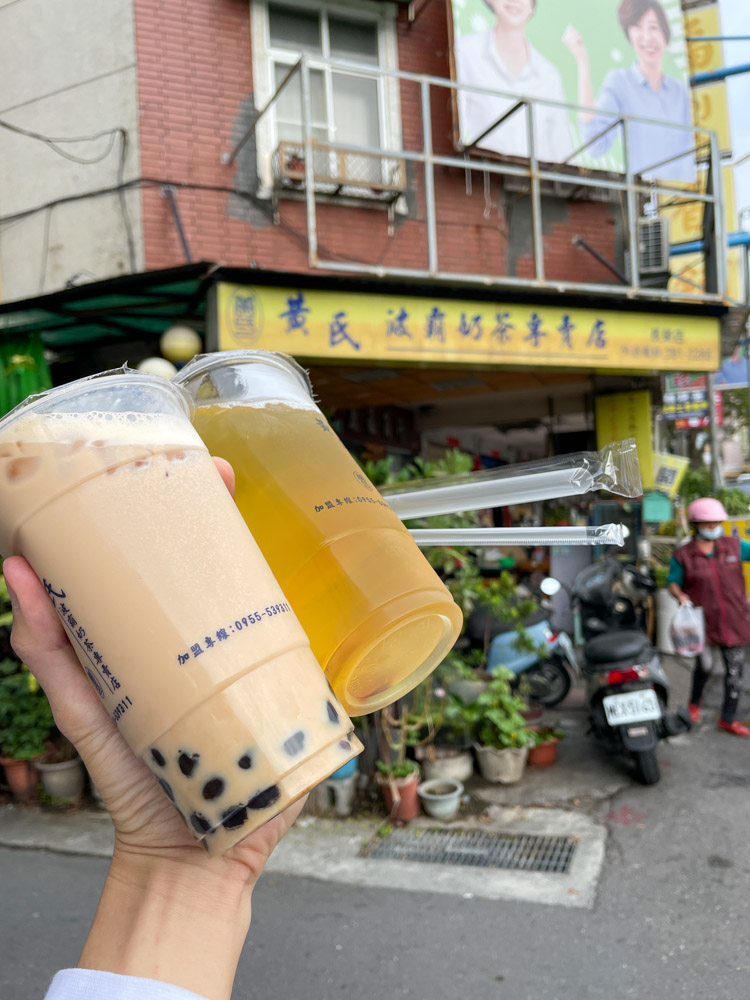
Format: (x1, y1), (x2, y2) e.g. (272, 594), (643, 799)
(381, 439), (641, 520)
(409, 524), (625, 548)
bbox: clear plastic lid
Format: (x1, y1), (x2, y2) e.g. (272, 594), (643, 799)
(174, 350), (314, 408)
(0, 365), (192, 429)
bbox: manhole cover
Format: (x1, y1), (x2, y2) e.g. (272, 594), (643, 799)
(365, 829), (577, 874)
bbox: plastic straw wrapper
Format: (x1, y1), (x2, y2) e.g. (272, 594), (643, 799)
(382, 439), (641, 520)
(409, 524), (625, 548)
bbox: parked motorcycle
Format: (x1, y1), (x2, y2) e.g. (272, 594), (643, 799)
(464, 605), (577, 707)
(541, 559), (691, 785)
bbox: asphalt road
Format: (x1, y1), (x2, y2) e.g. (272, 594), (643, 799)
(3, 667), (750, 1000)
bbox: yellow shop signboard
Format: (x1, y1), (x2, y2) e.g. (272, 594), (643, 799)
(213, 284), (720, 373)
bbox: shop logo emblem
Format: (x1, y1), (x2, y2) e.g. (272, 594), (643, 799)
(228, 289), (263, 345)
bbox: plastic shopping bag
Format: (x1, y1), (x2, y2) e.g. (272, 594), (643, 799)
(670, 602), (705, 657)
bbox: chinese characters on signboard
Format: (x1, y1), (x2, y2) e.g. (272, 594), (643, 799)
(216, 284), (720, 374)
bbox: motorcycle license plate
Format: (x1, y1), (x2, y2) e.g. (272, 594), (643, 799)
(603, 689), (661, 726)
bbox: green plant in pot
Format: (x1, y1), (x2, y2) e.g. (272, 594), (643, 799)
(527, 726), (566, 768)
(375, 682), (439, 821)
(459, 668), (534, 784)
(0, 659), (55, 801)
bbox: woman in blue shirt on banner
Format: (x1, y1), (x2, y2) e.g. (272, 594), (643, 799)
(563, 0), (695, 181)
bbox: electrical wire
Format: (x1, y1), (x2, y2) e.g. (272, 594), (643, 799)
(1, 119), (138, 277)
(0, 175), (367, 266)
(0, 119), (119, 165)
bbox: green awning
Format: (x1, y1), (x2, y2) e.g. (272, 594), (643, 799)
(0, 262), (216, 348)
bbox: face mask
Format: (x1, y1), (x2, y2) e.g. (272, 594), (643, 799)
(697, 526), (723, 540)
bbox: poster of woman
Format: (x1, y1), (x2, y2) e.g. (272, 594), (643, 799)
(451, 0), (695, 182)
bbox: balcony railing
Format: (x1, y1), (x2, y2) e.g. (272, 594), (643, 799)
(227, 54), (726, 305)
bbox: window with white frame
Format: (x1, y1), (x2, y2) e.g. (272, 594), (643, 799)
(251, 0), (401, 195)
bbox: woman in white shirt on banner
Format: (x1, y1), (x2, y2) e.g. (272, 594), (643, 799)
(454, 0), (574, 163)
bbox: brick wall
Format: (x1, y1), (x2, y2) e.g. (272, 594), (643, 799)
(133, 0), (619, 285)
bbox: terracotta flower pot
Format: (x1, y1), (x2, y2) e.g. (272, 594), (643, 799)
(0, 755), (39, 802)
(377, 766), (421, 821)
(528, 738), (560, 768)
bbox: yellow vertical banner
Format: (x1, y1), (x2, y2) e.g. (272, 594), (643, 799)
(596, 391), (654, 490)
(692, 83), (732, 157)
(684, 4), (723, 77)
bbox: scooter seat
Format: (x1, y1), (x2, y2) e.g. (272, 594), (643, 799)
(584, 630), (651, 665)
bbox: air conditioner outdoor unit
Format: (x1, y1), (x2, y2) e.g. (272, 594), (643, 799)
(623, 216), (671, 287)
(638, 216), (670, 274)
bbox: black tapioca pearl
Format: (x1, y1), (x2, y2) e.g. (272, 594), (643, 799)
(339, 740), (351, 751)
(326, 700), (339, 724)
(248, 785), (281, 810)
(150, 748), (166, 767)
(283, 730), (306, 757)
(158, 778), (175, 802)
(222, 805), (248, 830)
(178, 752), (199, 777)
(202, 777), (225, 800)
(190, 811), (211, 834)
(237, 753), (253, 770)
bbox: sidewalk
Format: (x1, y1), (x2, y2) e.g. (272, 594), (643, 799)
(0, 654), (696, 907)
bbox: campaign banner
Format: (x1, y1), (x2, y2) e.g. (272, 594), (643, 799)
(449, 0), (694, 181)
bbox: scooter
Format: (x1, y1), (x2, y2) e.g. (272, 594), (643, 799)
(541, 559), (691, 785)
(464, 605), (577, 707)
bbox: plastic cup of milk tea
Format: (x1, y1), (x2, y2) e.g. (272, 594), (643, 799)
(0, 368), (361, 854)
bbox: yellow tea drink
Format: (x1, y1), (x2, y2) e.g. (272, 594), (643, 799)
(0, 370), (360, 854)
(177, 351), (462, 715)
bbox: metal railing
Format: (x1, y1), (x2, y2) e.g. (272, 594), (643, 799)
(227, 53), (725, 304)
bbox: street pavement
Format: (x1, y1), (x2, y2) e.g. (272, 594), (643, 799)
(2, 654), (750, 999)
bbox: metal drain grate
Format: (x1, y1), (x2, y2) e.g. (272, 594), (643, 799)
(366, 829), (577, 874)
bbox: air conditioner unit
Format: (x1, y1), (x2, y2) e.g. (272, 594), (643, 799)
(638, 216), (670, 274)
(623, 216), (671, 287)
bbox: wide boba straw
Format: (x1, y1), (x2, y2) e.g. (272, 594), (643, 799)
(0, 369), (361, 855)
(176, 351), (464, 717)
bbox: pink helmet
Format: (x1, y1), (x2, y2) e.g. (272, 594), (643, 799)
(687, 497), (727, 523)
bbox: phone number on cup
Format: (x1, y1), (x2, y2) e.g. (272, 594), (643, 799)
(177, 603), (293, 666)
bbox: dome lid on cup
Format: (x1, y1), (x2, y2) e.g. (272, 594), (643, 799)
(174, 351), (314, 408)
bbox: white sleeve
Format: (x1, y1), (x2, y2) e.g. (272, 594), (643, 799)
(44, 969), (209, 1000)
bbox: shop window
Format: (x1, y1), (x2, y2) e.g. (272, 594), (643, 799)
(251, 0), (402, 198)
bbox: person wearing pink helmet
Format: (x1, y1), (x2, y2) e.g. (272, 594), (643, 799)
(667, 497), (750, 737)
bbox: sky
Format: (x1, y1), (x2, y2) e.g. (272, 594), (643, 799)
(721, 0), (750, 227)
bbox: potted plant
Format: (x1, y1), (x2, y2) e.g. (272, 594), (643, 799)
(36, 734), (86, 804)
(460, 668), (535, 784)
(417, 777), (464, 820)
(375, 684), (438, 821)
(527, 726), (566, 768)
(0, 659), (55, 801)
(412, 665), (475, 783)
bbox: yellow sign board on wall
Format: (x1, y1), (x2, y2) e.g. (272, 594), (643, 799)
(692, 83), (732, 157)
(596, 391), (654, 490)
(215, 284), (720, 374)
(662, 167), (735, 246)
(685, 4), (723, 76)
(669, 247), (742, 303)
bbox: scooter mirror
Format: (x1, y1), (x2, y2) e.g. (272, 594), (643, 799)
(540, 577), (562, 597)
